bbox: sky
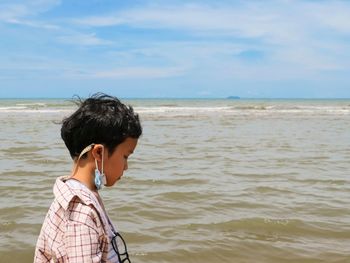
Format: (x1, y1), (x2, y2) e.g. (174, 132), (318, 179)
(0, 0), (350, 98)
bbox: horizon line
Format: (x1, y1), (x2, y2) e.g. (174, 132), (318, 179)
(0, 97), (350, 100)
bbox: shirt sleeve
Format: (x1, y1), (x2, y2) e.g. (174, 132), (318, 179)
(64, 222), (104, 263)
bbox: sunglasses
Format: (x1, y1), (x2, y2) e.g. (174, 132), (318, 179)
(111, 231), (131, 263)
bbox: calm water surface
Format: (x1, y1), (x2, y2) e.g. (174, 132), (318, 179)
(0, 99), (349, 263)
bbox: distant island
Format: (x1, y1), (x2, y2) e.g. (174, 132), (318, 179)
(227, 96), (240, 99)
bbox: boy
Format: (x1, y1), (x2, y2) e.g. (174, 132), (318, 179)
(34, 93), (142, 262)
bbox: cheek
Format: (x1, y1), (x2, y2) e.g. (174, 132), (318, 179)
(108, 157), (124, 174)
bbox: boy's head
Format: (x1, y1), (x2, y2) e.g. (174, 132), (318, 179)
(61, 93), (142, 159)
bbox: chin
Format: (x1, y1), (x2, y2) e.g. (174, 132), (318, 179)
(105, 180), (117, 187)
(104, 181), (112, 187)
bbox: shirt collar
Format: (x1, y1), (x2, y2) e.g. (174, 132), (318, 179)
(53, 176), (99, 211)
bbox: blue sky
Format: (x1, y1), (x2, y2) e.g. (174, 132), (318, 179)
(0, 0), (350, 98)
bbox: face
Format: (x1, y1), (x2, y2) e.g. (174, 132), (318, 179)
(103, 137), (138, 186)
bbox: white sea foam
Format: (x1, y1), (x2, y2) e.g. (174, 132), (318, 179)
(0, 106), (28, 111)
(16, 103), (47, 107)
(134, 105), (350, 116)
(0, 107), (72, 113)
(135, 106), (232, 113)
(0, 100), (349, 116)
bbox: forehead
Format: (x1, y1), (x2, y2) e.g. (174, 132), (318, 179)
(119, 137), (138, 151)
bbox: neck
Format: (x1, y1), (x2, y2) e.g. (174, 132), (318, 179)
(71, 162), (97, 192)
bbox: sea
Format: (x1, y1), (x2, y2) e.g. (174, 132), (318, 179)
(0, 98), (349, 263)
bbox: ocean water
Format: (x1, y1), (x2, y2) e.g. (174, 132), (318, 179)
(0, 98), (349, 263)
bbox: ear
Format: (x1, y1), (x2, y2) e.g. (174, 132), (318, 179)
(91, 144), (104, 161)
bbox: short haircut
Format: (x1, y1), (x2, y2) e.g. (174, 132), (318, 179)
(61, 93), (142, 159)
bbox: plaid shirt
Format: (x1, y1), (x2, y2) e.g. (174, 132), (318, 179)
(34, 177), (110, 262)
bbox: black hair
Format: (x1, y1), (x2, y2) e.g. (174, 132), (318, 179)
(61, 93), (142, 159)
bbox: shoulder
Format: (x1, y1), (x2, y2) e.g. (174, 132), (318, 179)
(35, 197), (109, 262)
(52, 177), (105, 231)
(66, 196), (104, 231)
(40, 189), (105, 237)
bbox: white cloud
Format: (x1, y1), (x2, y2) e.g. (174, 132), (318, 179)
(5, 1), (348, 72)
(307, 1), (350, 34)
(73, 16), (125, 27)
(90, 66), (187, 79)
(0, 4), (28, 22)
(57, 33), (113, 46)
(0, 0), (60, 29)
(73, 4), (273, 38)
(71, 2), (350, 51)
(0, 0), (60, 20)
(5, 18), (60, 29)
(2, 0), (350, 87)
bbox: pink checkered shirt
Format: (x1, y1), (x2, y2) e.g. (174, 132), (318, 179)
(34, 177), (110, 262)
